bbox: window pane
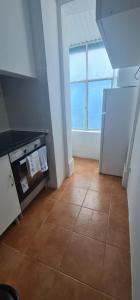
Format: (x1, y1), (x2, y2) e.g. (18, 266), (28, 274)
(71, 82), (86, 129)
(88, 43), (113, 80)
(70, 46), (86, 81)
(88, 80), (112, 130)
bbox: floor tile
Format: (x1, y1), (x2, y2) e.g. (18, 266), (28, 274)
(90, 176), (113, 193)
(83, 190), (111, 214)
(74, 207), (108, 242)
(16, 256), (57, 300)
(61, 186), (87, 206)
(39, 185), (66, 201)
(74, 158), (98, 174)
(0, 243), (57, 300)
(0, 158), (131, 299)
(60, 232), (105, 288)
(47, 272), (115, 300)
(75, 167), (97, 178)
(67, 173), (91, 189)
(108, 195), (130, 250)
(26, 223), (72, 269)
(111, 179), (126, 198)
(24, 192), (57, 222)
(0, 243), (24, 285)
(100, 245), (131, 300)
(2, 214), (42, 252)
(107, 214), (130, 250)
(46, 202), (81, 230)
(110, 195), (128, 220)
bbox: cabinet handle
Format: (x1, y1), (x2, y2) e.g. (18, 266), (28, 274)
(9, 174), (14, 187)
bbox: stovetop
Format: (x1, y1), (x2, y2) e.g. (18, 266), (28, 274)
(0, 130), (47, 157)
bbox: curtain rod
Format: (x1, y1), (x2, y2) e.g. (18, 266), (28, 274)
(70, 38), (102, 48)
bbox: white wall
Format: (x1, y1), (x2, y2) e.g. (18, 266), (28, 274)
(2, 0), (58, 188)
(40, 0), (66, 187)
(63, 9), (101, 45)
(0, 84), (9, 132)
(71, 67), (139, 161)
(62, 0), (101, 45)
(0, 0), (35, 77)
(0, 0), (66, 189)
(72, 130), (101, 160)
(61, 1), (101, 161)
(117, 66), (139, 88)
(127, 103), (140, 300)
(61, 8), (74, 175)
(3, 78), (49, 131)
(60, 1), (140, 164)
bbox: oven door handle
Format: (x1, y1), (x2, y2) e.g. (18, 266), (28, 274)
(9, 174), (15, 187)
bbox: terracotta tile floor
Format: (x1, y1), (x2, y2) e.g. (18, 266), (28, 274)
(0, 158), (131, 300)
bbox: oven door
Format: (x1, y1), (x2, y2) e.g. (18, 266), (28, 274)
(11, 152), (48, 203)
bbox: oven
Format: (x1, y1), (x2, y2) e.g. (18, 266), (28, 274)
(9, 136), (49, 211)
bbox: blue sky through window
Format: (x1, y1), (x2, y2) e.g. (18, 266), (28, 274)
(70, 42), (113, 130)
(71, 82), (86, 129)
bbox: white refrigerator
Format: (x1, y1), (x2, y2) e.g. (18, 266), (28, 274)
(99, 86), (138, 177)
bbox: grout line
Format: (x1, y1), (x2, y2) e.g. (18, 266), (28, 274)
(57, 269), (118, 300)
(97, 189), (112, 290)
(58, 205), (83, 269)
(72, 229), (107, 246)
(106, 241), (131, 253)
(56, 187), (89, 269)
(0, 160), (130, 300)
(0, 239), (118, 300)
(16, 247), (118, 300)
(25, 251), (118, 300)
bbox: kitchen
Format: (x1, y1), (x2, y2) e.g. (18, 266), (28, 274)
(0, 1), (140, 300)
(0, 0), (66, 237)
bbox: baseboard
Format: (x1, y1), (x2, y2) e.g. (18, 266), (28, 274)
(67, 157), (74, 177)
(122, 165), (130, 188)
(0, 128), (10, 133)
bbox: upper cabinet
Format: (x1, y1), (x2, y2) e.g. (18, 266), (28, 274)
(0, 0), (36, 78)
(96, 0), (140, 68)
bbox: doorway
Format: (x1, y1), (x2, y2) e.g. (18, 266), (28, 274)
(58, 0), (115, 176)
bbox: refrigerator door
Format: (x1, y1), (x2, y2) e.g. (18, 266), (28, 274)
(99, 87), (138, 176)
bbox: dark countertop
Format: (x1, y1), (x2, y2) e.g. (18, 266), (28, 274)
(0, 130), (48, 157)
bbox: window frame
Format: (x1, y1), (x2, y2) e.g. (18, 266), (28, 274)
(70, 41), (114, 131)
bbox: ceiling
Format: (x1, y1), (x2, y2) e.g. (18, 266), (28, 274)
(61, 0), (101, 46)
(62, 0), (96, 14)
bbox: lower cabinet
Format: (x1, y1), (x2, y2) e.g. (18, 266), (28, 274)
(0, 155), (21, 235)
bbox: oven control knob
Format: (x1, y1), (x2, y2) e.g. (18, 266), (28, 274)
(23, 149), (27, 155)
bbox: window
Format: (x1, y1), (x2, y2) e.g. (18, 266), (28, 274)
(71, 82), (86, 129)
(70, 42), (113, 130)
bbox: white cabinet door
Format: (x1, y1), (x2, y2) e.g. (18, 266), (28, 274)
(0, 0), (36, 78)
(0, 155), (21, 235)
(96, 1), (140, 68)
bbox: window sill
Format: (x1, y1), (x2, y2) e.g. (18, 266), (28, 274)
(72, 129), (101, 134)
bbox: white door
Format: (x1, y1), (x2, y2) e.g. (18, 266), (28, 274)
(100, 87), (138, 176)
(0, 155), (21, 235)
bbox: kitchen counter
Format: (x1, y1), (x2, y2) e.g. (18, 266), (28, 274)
(0, 130), (48, 157)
